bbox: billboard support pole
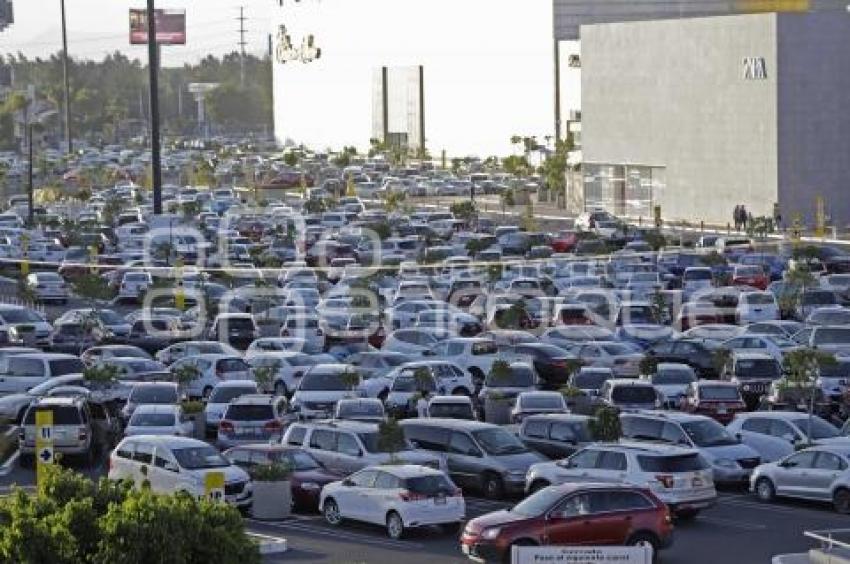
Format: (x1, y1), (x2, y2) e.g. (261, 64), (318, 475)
(146, 0), (163, 215)
(553, 37), (562, 142)
(60, 0), (72, 154)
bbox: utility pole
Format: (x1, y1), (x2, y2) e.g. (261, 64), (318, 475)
(60, 0), (72, 154)
(237, 6), (247, 88)
(146, 0), (162, 215)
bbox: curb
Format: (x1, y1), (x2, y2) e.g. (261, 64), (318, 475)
(247, 532), (288, 555)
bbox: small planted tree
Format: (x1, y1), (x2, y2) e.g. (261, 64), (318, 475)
(712, 347), (732, 378)
(340, 368), (361, 394)
(589, 406), (622, 442)
(781, 348), (837, 446)
(639, 355), (659, 377)
(377, 418), (406, 464)
(172, 364), (201, 395)
(450, 201), (477, 226)
(83, 364), (120, 387)
(253, 361), (281, 394)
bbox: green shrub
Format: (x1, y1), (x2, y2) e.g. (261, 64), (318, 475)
(248, 462), (293, 482)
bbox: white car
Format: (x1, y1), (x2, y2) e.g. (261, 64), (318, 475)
(154, 340), (240, 366)
(572, 341), (644, 377)
(246, 351), (338, 396)
(203, 380), (259, 435)
(108, 435), (252, 509)
(290, 364), (363, 419)
(645, 363), (697, 408)
(168, 354), (253, 399)
(280, 315), (325, 354)
(727, 412), (850, 462)
(320, 465), (464, 539)
(118, 271), (152, 301)
(25, 272), (68, 303)
(428, 337), (499, 385)
(525, 442), (717, 518)
(736, 291), (779, 324)
(383, 328), (454, 356)
(721, 334), (798, 362)
(682, 267), (713, 297)
(124, 404), (193, 437)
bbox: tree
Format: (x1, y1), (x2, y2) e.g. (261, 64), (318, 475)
(589, 406), (622, 442)
(712, 347), (732, 378)
(781, 348), (837, 443)
(0, 465), (260, 564)
(340, 368), (361, 392)
(283, 152), (299, 167)
(252, 361), (280, 393)
(520, 201), (537, 232)
(171, 364), (200, 394)
(449, 201), (477, 225)
(377, 418), (406, 463)
(72, 273), (115, 308)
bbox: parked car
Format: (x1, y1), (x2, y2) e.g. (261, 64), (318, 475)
(679, 380), (747, 424)
(516, 414), (593, 460)
(223, 444), (341, 511)
(509, 391), (568, 423)
(333, 398), (385, 423)
(0, 353), (85, 396)
(400, 418), (546, 499)
(203, 380), (258, 435)
(750, 445), (850, 513)
(124, 404), (193, 437)
(427, 395), (476, 420)
(108, 436), (252, 509)
(525, 442), (717, 518)
(282, 419), (441, 474)
(290, 364), (362, 419)
(645, 363), (696, 408)
(620, 411), (761, 483)
(217, 394), (288, 449)
(727, 411), (850, 462)
(599, 379), (659, 411)
(120, 382), (180, 425)
(25, 272), (69, 303)
(460, 483), (674, 562)
(19, 396), (95, 465)
(169, 354), (253, 399)
(321, 464), (465, 539)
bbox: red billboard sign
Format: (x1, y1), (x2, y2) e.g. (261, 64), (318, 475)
(129, 9), (186, 45)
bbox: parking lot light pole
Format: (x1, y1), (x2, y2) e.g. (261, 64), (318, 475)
(60, 0), (72, 154)
(147, 0), (163, 215)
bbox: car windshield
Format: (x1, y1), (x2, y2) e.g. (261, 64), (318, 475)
(637, 453), (708, 472)
(357, 432), (411, 453)
(521, 395), (563, 409)
(699, 386), (741, 401)
(0, 309), (43, 323)
(24, 405), (81, 425)
(173, 446), (230, 469)
(209, 386), (256, 403)
(511, 486), (558, 517)
(97, 310), (125, 325)
(392, 374), (436, 392)
(300, 372), (350, 391)
(681, 419), (737, 447)
(472, 428), (529, 455)
(652, 371), (695, 385)
(404, 474), (455, 495)
(338, 402), (383, 417)
(611, 386), (656, 403)
(791, 417), (839, 440)
(573, 372), (610, 388)
(49, 359), (86, 376)
(130, 413), (175, 427)
(225, 404), (275, 421)
(814, 328), (850, 345)
(429, 403), (474, 419)
(485, 366), (535, 388)
(734, 359), (780, 379)
(130, 386), (178, 404)
(745, 294), (774, 305)
(281, 450), (321, 471)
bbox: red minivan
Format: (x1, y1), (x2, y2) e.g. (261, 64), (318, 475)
(461, 483), (673, 563)
(680, 381), (747, 425)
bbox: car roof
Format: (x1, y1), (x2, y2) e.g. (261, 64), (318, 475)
(733, 411), (814, 421)
(120, 435), (208, 449)
(213, 380), (257, 388)
(230, 394), (276, 405)
(623, 410), (709, 423)
(586, 441), (699, 456)
(33, 396), (83, 407)
(428, 395), (472, 404)
(302, 419), (379, 432)
(132, 404), (178, 414)
(732, 351), (775, 360)
(364, 464), (443, 478)
(399, 418), (498, 431)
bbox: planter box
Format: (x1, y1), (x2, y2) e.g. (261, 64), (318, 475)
(484, 397), (513, 425)
(251, 480), (292, 521)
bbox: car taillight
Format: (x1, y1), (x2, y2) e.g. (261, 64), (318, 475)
(399, 490), (428, 502)
(219, 420), (234, 434)
(264, 420), (282, 432)
(78, 428), (87, 441)
(655, 474), (675, 488)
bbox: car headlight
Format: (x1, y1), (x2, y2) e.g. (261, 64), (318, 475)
(714, 458), (738, 469)
(481, 527), (501, 540)
(300, 481), (321, 491)
(7, 327), (18, 339)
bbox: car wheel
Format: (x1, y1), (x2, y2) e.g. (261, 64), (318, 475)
(482, 473), (504, 500)
(323, 499), (342, 526)
(273, 381), (288, 397)
(834, 488), (850, 514)
(755, 478), (776, 503)
(675, 509), (699, 521)
(386, 511), (404, 539)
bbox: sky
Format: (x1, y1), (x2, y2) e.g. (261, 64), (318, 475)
(1, 0), (274, 66)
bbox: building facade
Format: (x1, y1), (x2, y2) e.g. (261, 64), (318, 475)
(580, 12), (850, 225)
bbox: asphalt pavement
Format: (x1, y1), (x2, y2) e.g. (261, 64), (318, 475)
(1, 452), (839, 564)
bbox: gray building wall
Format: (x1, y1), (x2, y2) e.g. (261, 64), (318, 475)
(582, 14), (779, 224)
(776, 13), (850, 226)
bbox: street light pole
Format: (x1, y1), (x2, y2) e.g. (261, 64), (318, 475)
(146, 0), (163, 215)
(27, 122), (33, 226)
(60, 0), (72, 154)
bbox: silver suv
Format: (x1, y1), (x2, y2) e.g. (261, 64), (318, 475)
(217, 394), (288, 449)
(281, 419), (442, 474)
(525, 442), (716, 519)
(20, 396), (94, 465)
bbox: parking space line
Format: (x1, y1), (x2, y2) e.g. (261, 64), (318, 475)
(0, 450), (19, 476)
(716, 496), (835, 517)
(244, 518), (426, 549)
(699, 517), (768, 531)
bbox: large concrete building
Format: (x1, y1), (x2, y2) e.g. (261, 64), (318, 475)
(580, 12), (850, 225)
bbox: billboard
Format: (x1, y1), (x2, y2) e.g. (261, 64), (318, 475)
(129, 9), (186, 45)
(553, 0), (843, 40)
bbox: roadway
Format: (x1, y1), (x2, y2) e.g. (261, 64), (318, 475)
(0, 456), (838, 564)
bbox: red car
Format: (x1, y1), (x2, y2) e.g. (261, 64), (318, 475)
(550, 230), (579, 253)
(461, 483), (673, 563)
(731, 265), (769, 291)
(680, 380), (747, 425)
(223, 445), (341, 511)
